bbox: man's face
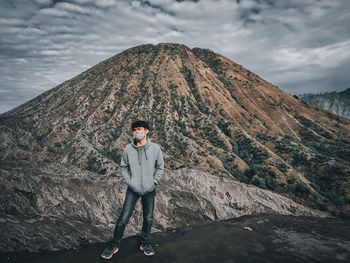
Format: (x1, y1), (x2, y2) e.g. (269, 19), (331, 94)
(132, 127), (149, 136)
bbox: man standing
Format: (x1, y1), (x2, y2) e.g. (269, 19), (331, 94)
(101, 120), (164, 259)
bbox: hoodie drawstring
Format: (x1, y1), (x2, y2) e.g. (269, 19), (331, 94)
(137, 148), (148, 165)
(144, 148), (148, 160)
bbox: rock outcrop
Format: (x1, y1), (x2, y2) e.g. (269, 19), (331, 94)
(0, 161), (328, 253)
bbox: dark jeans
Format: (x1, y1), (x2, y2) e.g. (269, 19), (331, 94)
(112, 186), (156, 247)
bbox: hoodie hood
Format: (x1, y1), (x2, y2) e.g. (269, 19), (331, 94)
(131, 137), (152, 165)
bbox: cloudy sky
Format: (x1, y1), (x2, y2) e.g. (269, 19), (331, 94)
(1, 0), (349, 114)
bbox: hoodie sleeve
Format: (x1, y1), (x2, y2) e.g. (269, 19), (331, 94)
(153, 146), (164, 185)
(120, 148), (131, 184)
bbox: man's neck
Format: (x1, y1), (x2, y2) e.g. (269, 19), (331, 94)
(136, 137), (147, 147)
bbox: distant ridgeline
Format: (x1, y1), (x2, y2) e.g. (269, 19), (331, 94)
(298, 88), (350, 120)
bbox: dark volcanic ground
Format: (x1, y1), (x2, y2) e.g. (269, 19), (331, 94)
(1, 213), (349, 263)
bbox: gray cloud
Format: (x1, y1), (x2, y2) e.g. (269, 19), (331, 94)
(0, 0), (349, 113)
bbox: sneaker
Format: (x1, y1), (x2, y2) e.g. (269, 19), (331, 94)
(139, 243), (155, 256)
(100, 243), (119, 259)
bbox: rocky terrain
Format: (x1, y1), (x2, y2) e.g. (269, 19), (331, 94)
(1, 213), (349, 263)
(0, 161), (328, 253)
(0, 43), (349, 253)
(299, 88), (350, 120)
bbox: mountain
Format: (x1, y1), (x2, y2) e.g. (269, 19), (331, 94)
(299, 88), (350, 120)
(0, 43), (349, 252)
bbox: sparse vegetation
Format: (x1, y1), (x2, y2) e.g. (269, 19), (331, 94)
(86, 152), (107, 175)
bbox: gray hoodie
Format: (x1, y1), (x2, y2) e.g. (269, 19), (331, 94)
(119, 137), (164, 195)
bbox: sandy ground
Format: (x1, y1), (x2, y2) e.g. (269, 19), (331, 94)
(1, 213), (349, 263)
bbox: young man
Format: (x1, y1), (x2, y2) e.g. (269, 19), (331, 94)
(101, 120), (164, 259)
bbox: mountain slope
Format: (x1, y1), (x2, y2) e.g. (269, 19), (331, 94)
(0, 43), (349, 251)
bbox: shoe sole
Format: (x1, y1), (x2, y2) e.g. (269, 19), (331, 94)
(140, 245), (154, 256)
(101, 248), (119, 259)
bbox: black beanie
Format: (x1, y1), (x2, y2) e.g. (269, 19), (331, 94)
(131, 120), (150, 130)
